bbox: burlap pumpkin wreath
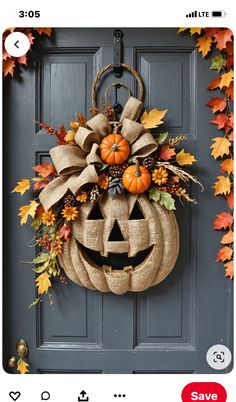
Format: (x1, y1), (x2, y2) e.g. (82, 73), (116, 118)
(13, 64), (201, 302)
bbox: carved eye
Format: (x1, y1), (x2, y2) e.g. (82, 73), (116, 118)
(108, 220), (124, 241)
(129, 202), (145, 220)
(87, 203), (104, 220)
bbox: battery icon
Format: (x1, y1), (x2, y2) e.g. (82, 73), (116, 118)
(211, 10), (226, 17)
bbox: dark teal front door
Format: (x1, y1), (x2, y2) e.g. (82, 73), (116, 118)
(3, 28), (233, 373)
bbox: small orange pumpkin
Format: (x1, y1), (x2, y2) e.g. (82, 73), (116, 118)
(100, 134), (130, 165)
(122, 161), (151, 193)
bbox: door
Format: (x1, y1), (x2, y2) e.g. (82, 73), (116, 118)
(3, 28), (233, 374)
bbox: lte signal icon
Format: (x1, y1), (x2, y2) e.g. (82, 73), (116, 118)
(186, 10), (198, 18)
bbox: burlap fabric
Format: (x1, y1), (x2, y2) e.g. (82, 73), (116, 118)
(38, 94), (179, 294)
(39, 97), (157, 211)
(59, 193), (179, 294)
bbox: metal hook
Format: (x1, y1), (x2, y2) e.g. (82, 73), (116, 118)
(113, 30), (123, 78)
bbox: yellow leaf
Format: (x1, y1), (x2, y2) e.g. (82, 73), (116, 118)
(195, 35), (212, 58)
(17, 360), (29, 374)
(35, 272), (52, 295)
(176, 149), (197, 166)
(178, 28), (188, 33)
(65, 130), (76, 142)
(211, 137), (231, 159)
(70, 121), (80, 129)
(221, 230), (234, 244)
(219, 69), (234, 89)
(12, 179), (30, 195)
(213, 176), (231, 196)
(190, 28), (202, 36)
(18, 200), (39, 225)
(140, 108), (168, 129)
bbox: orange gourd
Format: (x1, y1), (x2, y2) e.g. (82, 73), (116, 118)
(100, 134), (130, 165)
(122, 161), (151, 193)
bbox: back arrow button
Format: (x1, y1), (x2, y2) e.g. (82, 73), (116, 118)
(14, 40), (19, 49)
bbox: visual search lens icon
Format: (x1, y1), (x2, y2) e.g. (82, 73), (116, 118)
(206, 344), (232, 370)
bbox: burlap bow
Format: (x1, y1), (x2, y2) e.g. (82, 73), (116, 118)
(39, 97), (158, 211)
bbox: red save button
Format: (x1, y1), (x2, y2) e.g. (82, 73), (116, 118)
(182, 383), (227, 402)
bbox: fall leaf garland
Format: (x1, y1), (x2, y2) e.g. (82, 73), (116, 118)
(178, 28), (234, 280)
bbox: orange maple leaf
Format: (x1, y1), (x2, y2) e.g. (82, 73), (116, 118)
(17, 55), (27, 65)
(224, 260), (234, 279)
(226, 191), (234, 210)
(220, 159), (234, 175)
(224, 82), (234, 101)
(210, 113), (229, 130)
(33, 162), (56, 178)
(159, 146), (176, 161)
(213, 28), (233, 50)
(213, 212), (233, 230)
(207, 76), (221, 90)
(221, 230), (234, 245)
(3, 59), (15, 77)
(206, 97), (227, 113)
(195, 35), (212, 58)
(216, 246), (233, 262)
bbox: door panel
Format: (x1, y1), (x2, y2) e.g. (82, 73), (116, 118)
(3, 28), (233, 374)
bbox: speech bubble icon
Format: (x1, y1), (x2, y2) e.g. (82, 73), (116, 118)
(41, 391), (50, 401)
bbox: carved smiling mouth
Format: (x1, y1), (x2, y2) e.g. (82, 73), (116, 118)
(77, 242), (154, 270)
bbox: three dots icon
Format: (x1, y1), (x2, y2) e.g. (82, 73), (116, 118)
(114, 394), (126, 398)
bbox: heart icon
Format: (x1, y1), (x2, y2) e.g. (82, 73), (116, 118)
(9, 391), (21, 401)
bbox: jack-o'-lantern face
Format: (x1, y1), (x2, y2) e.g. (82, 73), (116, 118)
(59, 194), (179, 294)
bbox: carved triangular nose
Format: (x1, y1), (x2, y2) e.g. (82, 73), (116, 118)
(108, 220), (124, 241)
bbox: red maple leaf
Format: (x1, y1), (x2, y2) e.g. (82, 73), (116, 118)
(159, 146), (176, 161)
(224, 113), (233, 134)
(33, 162), (56, 177)
(216, 246), (233, 262)
(213, 28), (233, 50)
(207, 77), (221, 90)
(206, 97), (227, 113)
(213, 211), (233, 230)
(56, 124), (68, 145)
(226, 191), (234, 210)
(33, 179), (49, 190)
(225, 55), (234, 68)
(210, 113), (229, 130)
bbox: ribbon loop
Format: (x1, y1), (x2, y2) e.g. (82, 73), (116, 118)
(50, 145), (87, 175)
(131, 132), (158, 158)
(87, 113), (111, 137)
(75, 127), (100, 152)
(120, 96), (143, 122)
(121, 118), (145, 144)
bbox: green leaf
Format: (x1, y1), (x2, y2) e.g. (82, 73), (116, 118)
(99, 163), (109, 171)
(210, 55), (226, 73)
(33, 265), (48, 273)
(159, 191), (176, 210)
(156, 132), (168, 144)
(149, 187), (161, 202)
(33, 253), (49, 264)
(128, 157), (135, 164)
(31, 217), (42, 230)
